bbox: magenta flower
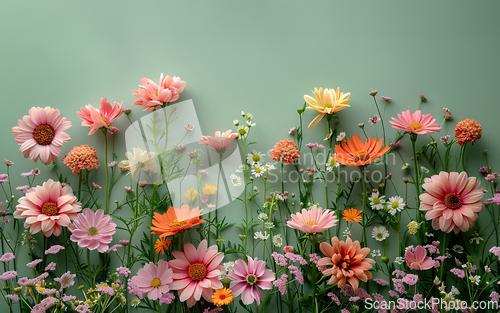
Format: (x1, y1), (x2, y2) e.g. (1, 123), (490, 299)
(131, 260), (173, 300)
(405, 246), (435, 270)
(390, 110), (441, 135)
(69, 208), (116, 253)
(227, 256), (275, 305)
(0, 253), (15, 262)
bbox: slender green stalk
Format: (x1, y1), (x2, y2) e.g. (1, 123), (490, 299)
(410, 134), (421, 211)
(103, 130), (110, 214)
(215, 153), (223, 249)
(361, 167), (368, 246)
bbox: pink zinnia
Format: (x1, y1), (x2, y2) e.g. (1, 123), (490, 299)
(405, 246), (435, 270)
(131, 260), (173, 300)
(287, 205), (338, 234)
(390, 110), (441, 135)
(169, 239), (224, 308)
(14, 179), (81, 237)
(69, 208), (117, 252)
(77, 97), (124, 135)
(12, 107), (72, 165)
(420, 172), (483, 234)
(132, 74), (186, 111)
(227, 256), (275, 305)
(199, 130), (238, 154)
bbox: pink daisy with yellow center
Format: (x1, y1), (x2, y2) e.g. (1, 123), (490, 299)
(390, 110), (441, 135)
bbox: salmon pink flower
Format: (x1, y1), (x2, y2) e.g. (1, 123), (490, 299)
(69, 208), (116, 253)
(270, 139), (301, 165)
(318, 237), (375, 290)
(77, 97), (124, 135)
(454, 118), (482, 146)
(169, 239), (224, 308)
(131, 260), (173, 300)
(199, 130), (238, 154)
(227, 256), (275, 305)
(287, 205), (338, 234)
(62, 145), (99, 175)
(12, 107), (72, 165)
(132, 74), (186, 111)
(14, 179), (81, 237)
(405, 246), (435, 270)
(390, 110), (441, 135)
(420, 172), (483, 234)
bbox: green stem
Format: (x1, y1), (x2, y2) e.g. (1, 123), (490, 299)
(361, 167), (368, 246)
(411, 134), (421, 211)
(103, 130), (110, 214)
(87, 249), (93, 287)
(215, 154), (223, 249)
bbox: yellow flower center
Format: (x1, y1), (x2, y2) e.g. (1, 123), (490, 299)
(306, 221), (317, 227)
(188, 263), (208, 281)
(171, 219), (188, 229)
(252, 155), (260, 162)
(444, 193), (462, 209)
(391, 202), (399, 209)
(33, 124), (55, 146)
(354, 150), (369, 162)
(41, 202), (58, 217)
(246, 274), (258, 285)
(255, 168), (261, 173)
(88, 226), (99, 236)
(150, 278), (161, 288)
(377, 233), (384, 239)
(409, 122), (422, 130)
(238, 128), (247, 135)
(373, 198), (380, 204)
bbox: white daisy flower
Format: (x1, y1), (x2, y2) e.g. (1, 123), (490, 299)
(237, 126), (249, 138)
(251, 166), (266, 178)
(336, 132), (346, 142)
(230, 174), (242, 186)
(263, 163), (275, 171)
(324, 131), (333, 141)
(254, 231), (269, 241)
(273, 234), (283, 247)
(369, 191), (386, 210)
(258, 213), (268, 221)
(235, 165), (244, 173)
(387, 196), (405, 215)
(470, 275), (480, 285)
(131, 299), (141, 307)
(372, 226), (389, 241)
(246, 150), (265, 167)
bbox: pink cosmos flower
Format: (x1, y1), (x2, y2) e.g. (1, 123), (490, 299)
(405, 246), (435, 270)
(227, 256), (275, 305)
(77, 97), (124, 135)
(169, 239), (224, 308)
(132, 74), (186, 111)
(69, 208), (117, 253)
(131, 260), (173, 300)
(199, 130), (238, 154)
(390, 110), (441, 135)
(287, 205), (338, 234)
(420, 172), (483, 234)
(12, 107), (72, 165)
(14, 179), (81, 237)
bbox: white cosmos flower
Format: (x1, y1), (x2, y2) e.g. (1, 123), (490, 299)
(372, 226), (389, 241)
(119, 147), (157, 178)
(369, 191), (386, 210)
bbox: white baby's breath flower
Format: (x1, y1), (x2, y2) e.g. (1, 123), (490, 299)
(273, 234), (283, 247)
(264, 222), (275, 229)
(254, 231), (269, 241)
(343, 227), (351, 238)
(394, 257), (405, 265)
(258, 213), (268, 221)
(246, 120), (256, 127)
(452, 245), (464, 254)
(425, 232), (435, 237)
(371, 250), (381, 257)
(336, 132), (346, 142)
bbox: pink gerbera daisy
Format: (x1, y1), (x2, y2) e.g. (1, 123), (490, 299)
(389, 110), (441, 135)
(227, 256), (275, 305)
(169, 239), (224, 308)
(69, 208), (116, 252)
(77, 97), (124, 135)
(199, 130), (238, 154)
(287, 205), (338, 234)
(12, 107), (72, 165)
(405, 246), (435, 270)
(14, 179), (81, 237)
(131, 260), (173, 300)
(420, 172), (483, 234)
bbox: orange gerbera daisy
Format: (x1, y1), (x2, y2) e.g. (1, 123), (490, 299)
(343, 208), (362, 223)
(150, 205), (205, 238)
(212, 288), (234, 307)
(332, 134), (389, 167)
(155, 237), (173, 254)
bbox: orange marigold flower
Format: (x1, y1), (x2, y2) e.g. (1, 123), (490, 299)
(454, 118), (482, 146)
(155, 237), (172, 254)
(343, 208), (362, 223)
(212, 288), (234, 307)
(62, 145), (100, 175)
(332, 134), (389, 167)
(270, 139), (301, 165)
(150, 205), (205, 238)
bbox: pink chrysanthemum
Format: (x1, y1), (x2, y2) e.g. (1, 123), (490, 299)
(12, 107), (72, 165)
(131, 260), (173, 300)
(62, 145), (100, 175)
(132, 74), (186, 111)
(199, 130), (238, 154)
(287, 205), (338, 234)
(77, 97), (124, 135)
(420, 172), (483, 234)
(14, 179), (81, 237)
(270, 139), (301, 165)
(69, 208), (116, 252)
(390, 110), (441, 135)
(169, 239), (224, 308)
(227, 256), (275, 305)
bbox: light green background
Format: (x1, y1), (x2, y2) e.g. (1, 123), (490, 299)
(1, 0), (499, 311)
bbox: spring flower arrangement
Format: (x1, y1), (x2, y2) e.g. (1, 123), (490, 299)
(1, 76), (499, 313)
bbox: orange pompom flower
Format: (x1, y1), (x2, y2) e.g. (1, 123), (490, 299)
(332, 134), (389, 167)
(454, 118), (482, 146)
(343, 208), (362, 223)
(62, 145), (100, 175)
(270, 139), (301, 165)
(150, 205), (205, 238)
(212, 288), (234, 307)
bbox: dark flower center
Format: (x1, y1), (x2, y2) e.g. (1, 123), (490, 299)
(354, 150), (369, 162)
(33, 124), (55, 146)
(444, 193), (462, 209)
(188, 263), (207, 281)
(41, 202), (58, 216)
(246, 274), (258, 285)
